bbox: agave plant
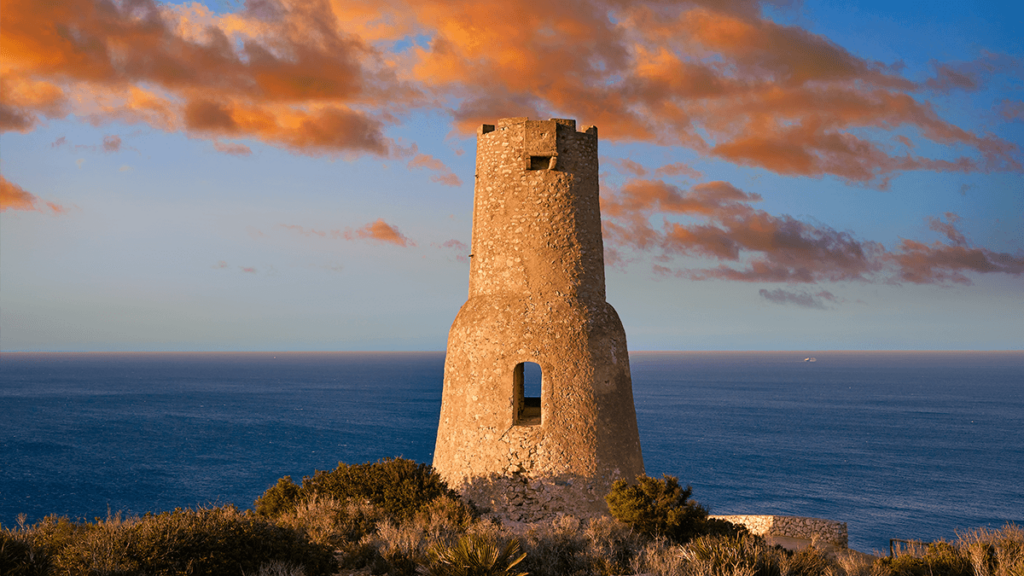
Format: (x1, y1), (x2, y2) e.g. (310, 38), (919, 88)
(421, 534), (528, 576)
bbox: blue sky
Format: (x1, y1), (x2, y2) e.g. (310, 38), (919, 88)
(1, 0), (1021, 351)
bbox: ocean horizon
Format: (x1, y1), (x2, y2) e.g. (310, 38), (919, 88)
(1, 350), (1021, 553)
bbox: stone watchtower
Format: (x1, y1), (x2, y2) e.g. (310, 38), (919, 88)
(433, 117), (644, 520)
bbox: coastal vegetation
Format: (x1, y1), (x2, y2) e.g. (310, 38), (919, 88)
(2, 459), (1022, 576)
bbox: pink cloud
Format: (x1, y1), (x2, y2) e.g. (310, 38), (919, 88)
(759, 288), (839, 309)
(440, 238), (470, 262)
(214, 141), (252, 156)
(102, 134), (121, 152)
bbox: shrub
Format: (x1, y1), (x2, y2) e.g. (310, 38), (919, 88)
(782, 544), (841, 576)
(517, 515), (591, 576)
(256, 458), (462, 522)
(6, 506), (337, 576)
(959, 524), (1024, 576)
(680, 533), (787, 576)
(255, 475), (303, 519)
(583, 515), (646, 576)
(0, 529), (49, 576)
(422, 533), (528, 576)
(606, 474), (716, 545)
(874, 540), (971, 576)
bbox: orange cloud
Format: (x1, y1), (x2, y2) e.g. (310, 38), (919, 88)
(345, 218), (413, 246)
(1, 0), (1019, 182)
(0, 0), (398, 154)
(408, 153), (463, 186)
(889, 213), (1024, 285)
(654, 162), (703, 179)
(0, 175), (66, 213)
(603, 178), (1023, 286)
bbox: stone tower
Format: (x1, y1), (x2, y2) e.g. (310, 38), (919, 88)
(433, 117), (644, 520)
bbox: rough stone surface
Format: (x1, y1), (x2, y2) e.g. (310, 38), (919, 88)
(433, 118), (645, 519)
(711, 514), (849, 547)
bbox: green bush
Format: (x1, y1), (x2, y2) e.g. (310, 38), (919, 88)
(254, 475), (303, 519)
(605, 474), (720, 544)
(256, 458), (462, 522)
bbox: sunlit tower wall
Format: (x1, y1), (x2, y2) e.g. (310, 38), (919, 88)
(433, 117), (645, 519)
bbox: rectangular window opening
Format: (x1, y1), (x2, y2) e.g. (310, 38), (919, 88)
(514, 361), (542, 426)
(529, 156), (553, 170)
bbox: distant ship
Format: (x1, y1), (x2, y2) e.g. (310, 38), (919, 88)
(804, 357), (817, 363)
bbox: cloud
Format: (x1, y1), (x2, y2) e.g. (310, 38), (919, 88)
(1000, 100), (1024, 121)
(0, 175), (67, 213)
(2, 0), (1018, 182)
(607, 158), (648, 176)
(0, 0), (398, 154)
(442, 239), (468, 251)
(408, 153), (463, 186)
(603, 177), (1024, 286)
(927, 212), (966, 246)
(345, 218), (413, 246)
(439, 238), (470, 262)
(102, 134), (121, 152)
(758, 288), (839, 309)
(213, 141), (253, 156)
(282, 220), (414, 246)
(655, 162), (703, 179)
(281, 223), (334, 238)
(890, 214), (1024, 285)
(924, 53), (1020, 93)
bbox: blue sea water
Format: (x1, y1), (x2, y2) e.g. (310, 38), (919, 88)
(0, 351), (1021, 552)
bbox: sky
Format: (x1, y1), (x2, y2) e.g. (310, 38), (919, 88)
(1, 0), (1022, 352)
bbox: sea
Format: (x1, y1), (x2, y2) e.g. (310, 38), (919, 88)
(1, 351), (1021, 553)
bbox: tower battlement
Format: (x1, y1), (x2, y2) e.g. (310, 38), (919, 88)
(434, 118), (644, 522)
(468, 118), (606, 302)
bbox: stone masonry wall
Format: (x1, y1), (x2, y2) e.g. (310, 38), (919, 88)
(433, 118), (644, 521)
(711, 515), (849, 547)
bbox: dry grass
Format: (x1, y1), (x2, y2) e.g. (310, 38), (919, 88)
(5, 488), (1021, 576)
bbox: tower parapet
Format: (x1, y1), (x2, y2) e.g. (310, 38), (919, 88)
(433, 118), (644, 521)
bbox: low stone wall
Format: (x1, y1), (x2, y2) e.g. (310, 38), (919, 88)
(711, 515), (848, 547)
